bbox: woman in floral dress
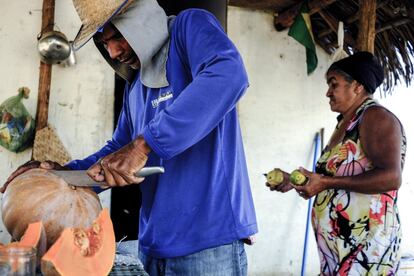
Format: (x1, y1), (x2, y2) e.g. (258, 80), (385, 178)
(269, 52), (406, 275)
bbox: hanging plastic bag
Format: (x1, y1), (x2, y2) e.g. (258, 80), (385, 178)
(331, 21), (349, 62)
(0, 87), (35, 152)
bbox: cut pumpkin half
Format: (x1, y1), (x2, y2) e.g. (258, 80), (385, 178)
(41, 208), (115, 276)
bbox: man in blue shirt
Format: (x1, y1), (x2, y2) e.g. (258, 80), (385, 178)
(5, 0), (258, 274)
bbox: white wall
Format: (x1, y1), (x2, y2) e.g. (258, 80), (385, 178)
(228, 7), (334, 275)
(0, 1), (114, 242)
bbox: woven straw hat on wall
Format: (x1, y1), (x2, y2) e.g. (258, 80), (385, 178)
(72, 0), (135, 50)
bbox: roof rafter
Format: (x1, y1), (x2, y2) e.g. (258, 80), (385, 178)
(318, 10), (356, 47)
(274, 0), (337, 30)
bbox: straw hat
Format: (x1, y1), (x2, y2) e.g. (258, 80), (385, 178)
(72, 0), (135, 50)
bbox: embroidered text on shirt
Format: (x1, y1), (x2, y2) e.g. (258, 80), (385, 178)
(151, 91), (173, 108)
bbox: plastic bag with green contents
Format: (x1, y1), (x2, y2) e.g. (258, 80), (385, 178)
(0, 87), (35, 152)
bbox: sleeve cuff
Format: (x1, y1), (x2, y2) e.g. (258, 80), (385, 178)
(142, 125), (171, 160)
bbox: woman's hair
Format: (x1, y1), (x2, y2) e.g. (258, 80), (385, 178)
(326, 52), (384, 94)
(326, 66), (370, 94)
(326, 65), (355, 84)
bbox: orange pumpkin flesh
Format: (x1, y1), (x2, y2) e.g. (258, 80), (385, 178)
(17, 221), (47, 264)
(41, 208), (115, 276)
(19, 221), (46, 248)
(1, 168), (102, 249)
(0, 221), (45, 272)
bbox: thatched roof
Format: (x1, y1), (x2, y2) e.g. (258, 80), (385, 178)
(229, 0), (414, 93)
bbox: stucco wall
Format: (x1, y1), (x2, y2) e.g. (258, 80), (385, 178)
(0, 1), (114, 242)
(228, 7), (333, 275)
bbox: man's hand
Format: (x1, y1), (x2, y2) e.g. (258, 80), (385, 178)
(1, 160), (67, 193)
(87, 136), (151, 187)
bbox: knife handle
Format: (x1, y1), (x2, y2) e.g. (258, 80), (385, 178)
(135, 166), (165, 177)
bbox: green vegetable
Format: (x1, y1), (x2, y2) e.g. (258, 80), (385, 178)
(265, 168), (284, 187)
(289, 169), (308, 186)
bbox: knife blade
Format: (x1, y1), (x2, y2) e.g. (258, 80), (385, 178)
(52, 166), (165, 187)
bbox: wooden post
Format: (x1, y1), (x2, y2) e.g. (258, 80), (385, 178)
(357, 0), (376, 53)
(35, 0), (55, 132)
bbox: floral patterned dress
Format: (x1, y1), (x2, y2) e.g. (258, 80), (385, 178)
(313, 99), (406, 275)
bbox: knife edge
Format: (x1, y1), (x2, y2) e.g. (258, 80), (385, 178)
(52, 166), (165, 187)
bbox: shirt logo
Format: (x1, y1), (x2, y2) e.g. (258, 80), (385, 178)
(151, 91), (173, 108)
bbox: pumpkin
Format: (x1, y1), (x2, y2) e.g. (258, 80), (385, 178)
(1, 168), (102, 249)
(41, 208), (115, 276)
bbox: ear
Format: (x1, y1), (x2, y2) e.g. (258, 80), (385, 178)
(353, 81), (364, 95)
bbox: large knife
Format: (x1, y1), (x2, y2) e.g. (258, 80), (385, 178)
(52, 166), (165, 187)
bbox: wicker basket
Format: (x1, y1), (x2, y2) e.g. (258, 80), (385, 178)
(32, 125), (71, 165)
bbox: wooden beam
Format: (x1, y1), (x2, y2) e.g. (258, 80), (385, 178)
(229, 0), (297, 11)
(318, 28), (334, 38)
(318, 10), (337, 33)
(376, 18), (412, 34)
(318, 10), (356, 47)
(357, 0), (376, 53)
(317, 12), (358, 37)
(318, 0), (391, 38)
(35, 0), (55, 132)
(274, 0), (337, 31)
(346, 0), (391, 24)
(308, 0), (337, 14)
(315, 38), (334, 53)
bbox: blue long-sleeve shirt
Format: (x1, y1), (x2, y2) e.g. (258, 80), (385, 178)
(67, 9), (258, 258)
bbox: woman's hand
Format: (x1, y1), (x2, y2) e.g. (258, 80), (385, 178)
(265, 169), (294, 193)
(87, 137), (151, 187)
(1, 160), (67, 193)
(293, 167), (326, 200)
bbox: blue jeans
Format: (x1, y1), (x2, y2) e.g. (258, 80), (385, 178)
(138, 240), (247, 276)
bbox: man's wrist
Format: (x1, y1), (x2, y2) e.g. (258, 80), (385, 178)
(132, 136), (152, 155)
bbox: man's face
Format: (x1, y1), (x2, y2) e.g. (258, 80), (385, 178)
(95, 24), (141, 70)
